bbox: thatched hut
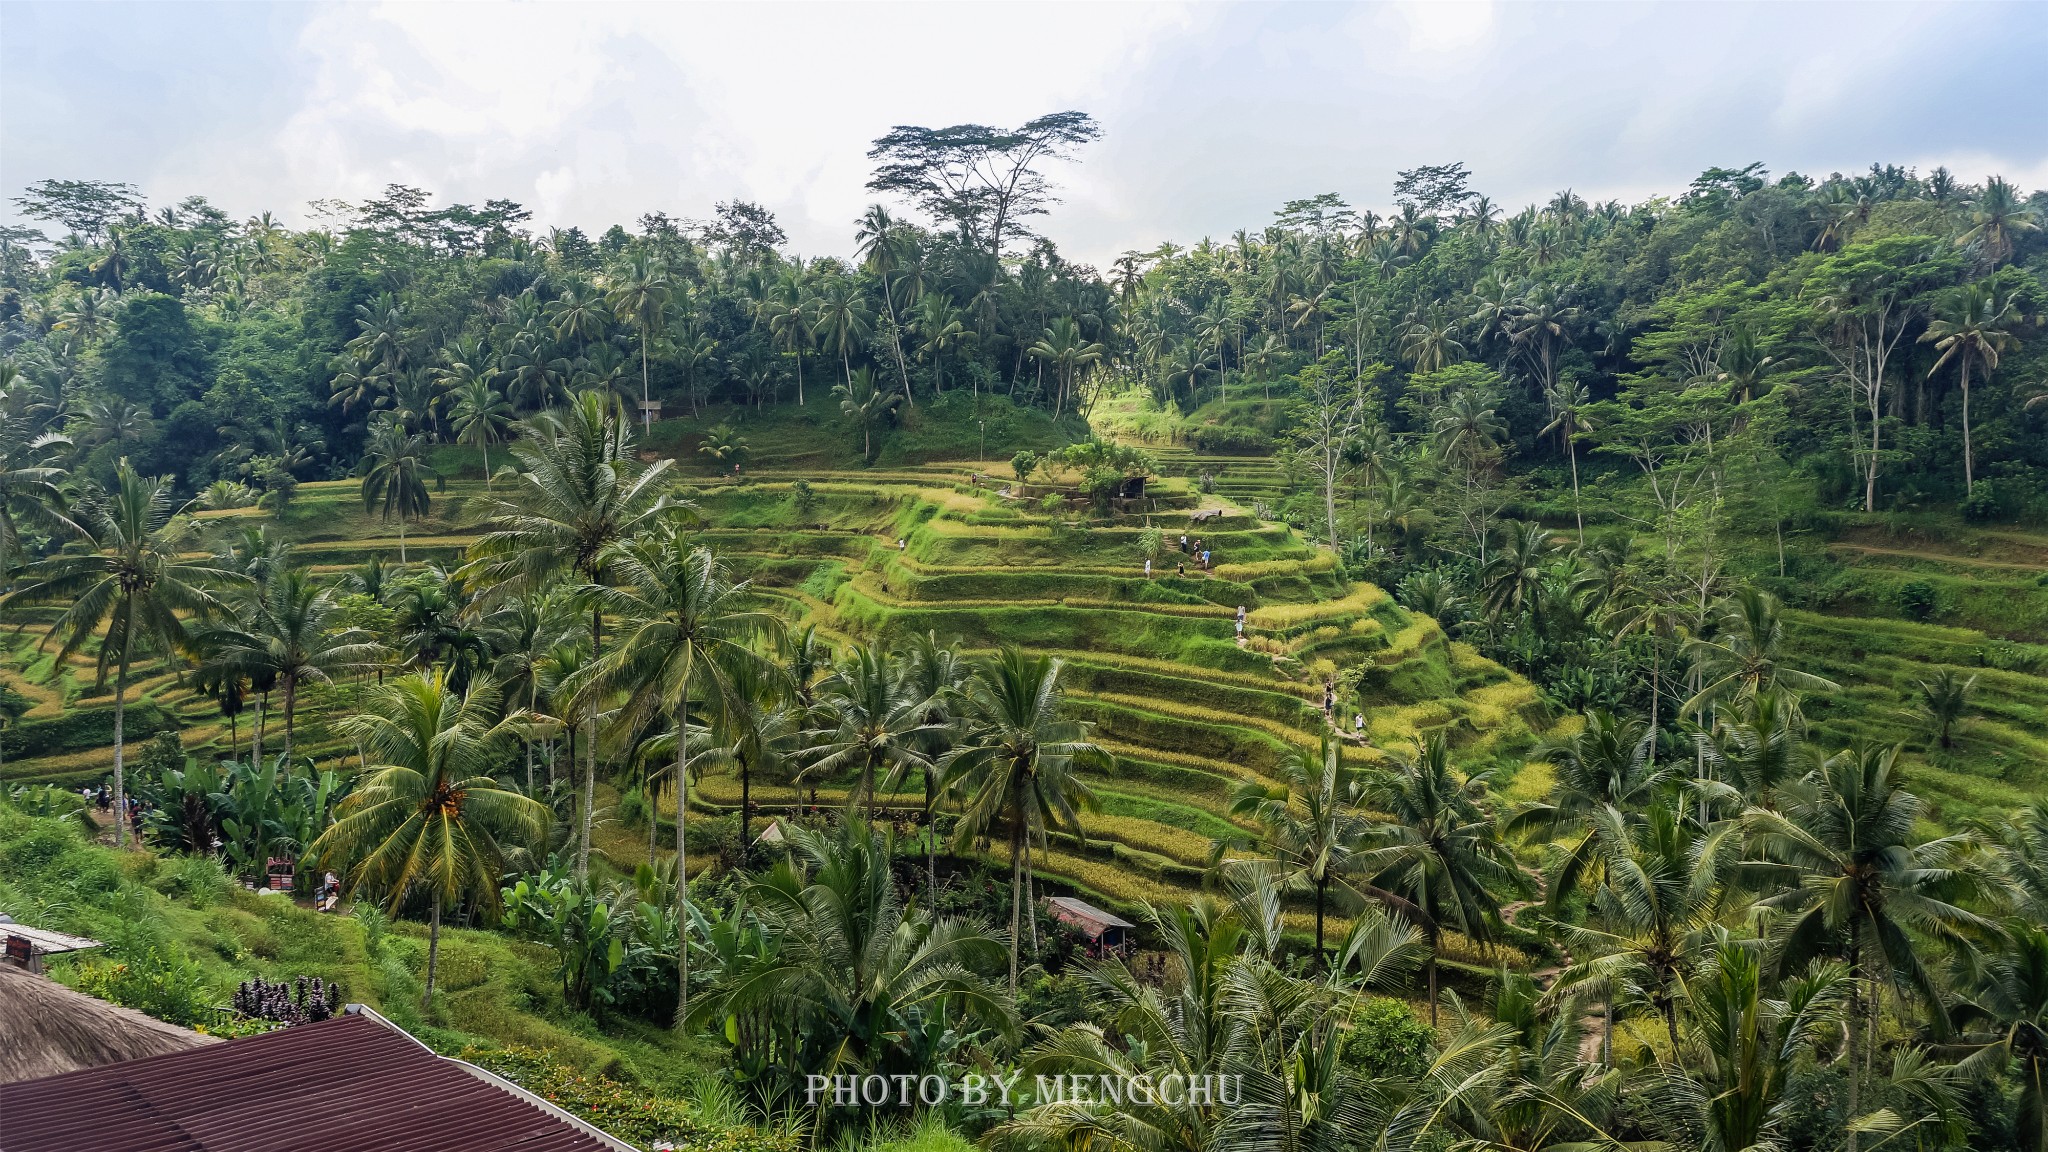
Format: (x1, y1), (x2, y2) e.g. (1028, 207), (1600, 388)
(0, 962), (216, 1085)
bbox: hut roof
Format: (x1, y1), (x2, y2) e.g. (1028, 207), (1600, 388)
(0, 962), (216, 1086)
(1044, 896), (1135, 936)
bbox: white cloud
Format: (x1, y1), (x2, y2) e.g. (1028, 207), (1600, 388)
(4, 0), (2043, 265)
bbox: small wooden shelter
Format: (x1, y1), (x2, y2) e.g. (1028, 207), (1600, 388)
(1044, 896), (1135, 957)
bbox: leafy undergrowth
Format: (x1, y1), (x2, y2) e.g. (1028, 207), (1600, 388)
(459, 1045), (797, 1152)
(0, 806), (710, 1096)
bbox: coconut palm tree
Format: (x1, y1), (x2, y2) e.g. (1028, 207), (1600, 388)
(605, 254), (673, 432)
(0, 416), (77, 580)
(801, 640), (937, 822)
(312, 672), (548, 1006)
(1357, 730), (1527, 1024)
(1742, 741), (1993, 1139)
(854, 205), (917, 406)
(1669, 930), (1852, 1152)
(688, 817), (1015, 1080)
(4, 462), (239, 846)
(1910, 667), (1976, 751)
(1505, 708), (1673, 905)
(809, 277), (873, 394)
(1682, 588), (1840, 718)
(1026, 317), (1106, 420)
(483, 589), (578, 793)
(1922, 280), (2020, 495)
(941, 646), (1105, 994)
(358, 417), (438, 564)
(1545, 803), (1740, 1058)
(1540, 379), (1593, 536)
(703, 656), (797, 851)
(913, 292), (968, 395)
(834, 366), (898, 464)
(463, 389), (685, 876)
(900, 629), (965, 906)
(448, 376), (513, 488)
(196, 566), (382, 762)
(761, 271), (815, 405)
(1957, 176), (2041, 267)
(1699, 686), (1813, 811)
(1950, 920), (2048, 1152)
(1212, 736), (1368, 969)
(564, 533), (777, 1025)
(1480, 520), (1557, 624)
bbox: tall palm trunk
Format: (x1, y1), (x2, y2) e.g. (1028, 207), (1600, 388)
(674, 694), (691, 1029)
(424, 892), (442, 1008)
(883, 283), (912, 407)
(1008, 782), (1024, 997)
(1846, 925), (1864, 1152)
(924, 771), (936, 911)
(1314, 876), (1327, 971)
(1961, 357), (1974, 495)
(252, 691), (266, 768)
(579, 603), (602, 880)
(1566, 433), (1583, 538)
(281, 677), (297, 762)
(111, 599), (134, 848)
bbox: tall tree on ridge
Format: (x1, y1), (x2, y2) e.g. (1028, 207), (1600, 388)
(5, 462), (238, 846)
(463, 390), (684, 878)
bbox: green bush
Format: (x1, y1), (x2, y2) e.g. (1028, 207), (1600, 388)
(1896, 579), (1939, 620)
(71, 945), (215, 1027)
(460, 1044), (797, 1152)
(1340, 997), (1433, 1080)
(1184, 423), (1273, 454)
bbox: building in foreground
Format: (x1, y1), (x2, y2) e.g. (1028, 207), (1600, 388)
(0, 1004), (637, 1152)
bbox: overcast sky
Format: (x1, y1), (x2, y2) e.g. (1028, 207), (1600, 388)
(4, 1), (2045, 268)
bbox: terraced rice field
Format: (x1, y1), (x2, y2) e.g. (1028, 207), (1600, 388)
(0, 452), (1549, 934)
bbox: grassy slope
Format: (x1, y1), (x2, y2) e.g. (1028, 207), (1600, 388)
(0, 805), (711, 1093)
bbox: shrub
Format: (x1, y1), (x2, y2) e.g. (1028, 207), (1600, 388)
(1340, 997), (1435, 1080)
(1010, 449), (1040, 484)
(1961, 483), (2004, 522)
(460, 1044), (798, 1151)
(71, 946), (215, 1027)
(790, 479), (819, 525)
(1184, 423), (1273, 454)
(1896, 579), (1939, 621)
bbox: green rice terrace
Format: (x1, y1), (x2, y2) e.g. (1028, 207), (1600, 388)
(0, 437), (1551, 940)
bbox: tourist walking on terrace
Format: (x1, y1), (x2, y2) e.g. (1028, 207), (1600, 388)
(1144, 558), (1152, 579)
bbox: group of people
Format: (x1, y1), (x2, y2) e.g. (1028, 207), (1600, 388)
(1147, 534), (1213, 581)
(1321, 681), (1367, 740)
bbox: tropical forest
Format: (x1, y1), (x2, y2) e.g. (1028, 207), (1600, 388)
(2, 116), (2048, 1152)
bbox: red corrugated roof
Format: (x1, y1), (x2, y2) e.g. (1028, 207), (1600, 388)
(0, 1011), (632, 1152)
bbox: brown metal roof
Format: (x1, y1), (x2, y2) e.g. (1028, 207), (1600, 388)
(0, 1010), (633, 1152)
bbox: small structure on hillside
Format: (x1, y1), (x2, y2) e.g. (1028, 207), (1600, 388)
(1044, 896), (1135, 957)
(0, 916), (100, 976)
(0, 1007), (636, 1152)
(1190, 507), (1226, 523)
